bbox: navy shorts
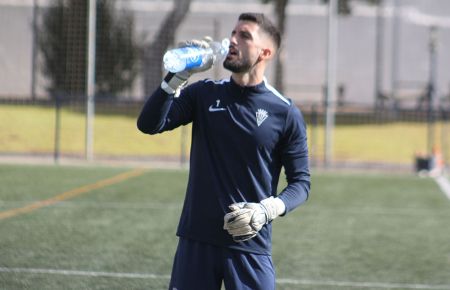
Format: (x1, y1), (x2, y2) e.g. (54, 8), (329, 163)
(168, 237), (275, 290)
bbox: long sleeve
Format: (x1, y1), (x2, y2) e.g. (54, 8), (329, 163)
(137, 87), (174, 134)
(137, 85), (196, 135)
(277, 104), (310, 213)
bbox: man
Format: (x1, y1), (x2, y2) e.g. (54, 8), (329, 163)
(137, 12), (310, 290)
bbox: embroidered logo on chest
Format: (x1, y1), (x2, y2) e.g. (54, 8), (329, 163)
(256, 109), (268, 127)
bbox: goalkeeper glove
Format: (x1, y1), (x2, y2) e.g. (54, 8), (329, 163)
(161, 37), (214, 96)
(223, 197), (286, 242)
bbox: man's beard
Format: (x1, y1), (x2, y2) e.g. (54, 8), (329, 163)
(223, 57), (253, 73)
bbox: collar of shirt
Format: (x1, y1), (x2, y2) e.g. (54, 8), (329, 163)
(228, 76), (268, 96)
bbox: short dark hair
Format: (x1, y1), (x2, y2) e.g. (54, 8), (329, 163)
(238, 13), (281, 50)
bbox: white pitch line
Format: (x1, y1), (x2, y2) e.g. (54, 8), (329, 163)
(0, 267), (170, 280)
(277, 278), (450, 289)
(1, 267), (450, 290)
(433, 175), (450, 200)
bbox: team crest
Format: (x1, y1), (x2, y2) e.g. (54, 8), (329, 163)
(256, 109), (268, 127)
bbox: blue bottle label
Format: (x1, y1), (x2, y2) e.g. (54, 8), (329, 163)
(179, 47), (203, 69)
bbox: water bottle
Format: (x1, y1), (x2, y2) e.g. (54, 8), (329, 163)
(163, 38), (230, 73)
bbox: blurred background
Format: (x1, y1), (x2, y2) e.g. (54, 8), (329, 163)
(1, 0), (449, 172)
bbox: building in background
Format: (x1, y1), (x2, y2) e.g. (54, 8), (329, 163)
(1, 0), (450, 107)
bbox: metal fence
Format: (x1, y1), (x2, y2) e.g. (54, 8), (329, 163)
(1, 0), (450, 171)
(1, 97), (449, 172)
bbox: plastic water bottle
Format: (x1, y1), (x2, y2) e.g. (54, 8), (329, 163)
(163, 38), (230, 73)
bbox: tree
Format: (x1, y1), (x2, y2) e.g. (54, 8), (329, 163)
(142, 0), (192, 96)
(321, 0), (382, 15)
(38, 0), (139, 100)
(262, 0), (288, 94)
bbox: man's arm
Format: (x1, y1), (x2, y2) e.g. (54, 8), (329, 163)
(137, 80), (202, 135)
(137, 38), (215, 135)
(137, 86), (176, 135)
(277, 104), (310, 213)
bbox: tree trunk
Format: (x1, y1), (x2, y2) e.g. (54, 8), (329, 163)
(274, 0), (288, 94)
(142, 0), (192, 96)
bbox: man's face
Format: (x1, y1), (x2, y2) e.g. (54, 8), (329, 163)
(223, 20), (264, 73)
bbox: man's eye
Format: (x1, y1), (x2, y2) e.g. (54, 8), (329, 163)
(241, 33), (251, 40)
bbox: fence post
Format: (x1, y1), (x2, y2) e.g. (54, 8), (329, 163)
(390, 0), (400, 109)
(54, 94), (61, 164)
(180, 126), (187, 167)
(85, 0), (97, 161)
(427, 26), (438, 156)
(324, 0), (338, 167)
(31, 0), (39, 101)
(442, 110), (449, 169)
(310, 104), (318, 167)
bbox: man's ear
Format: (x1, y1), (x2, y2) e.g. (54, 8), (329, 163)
(258, 48), (273, 61)
(262, 48), (273, 58)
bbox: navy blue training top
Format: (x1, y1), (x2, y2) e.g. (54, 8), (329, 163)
(137, 77), (310, 255)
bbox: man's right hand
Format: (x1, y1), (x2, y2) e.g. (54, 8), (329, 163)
(161, 37), (213, 96)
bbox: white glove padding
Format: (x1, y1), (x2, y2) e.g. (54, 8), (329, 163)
(161, 71), (190, 96)
(223, 197), (286, 242)
(161, 36), (213, 95)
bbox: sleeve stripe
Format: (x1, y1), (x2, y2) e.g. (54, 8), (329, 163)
(263, 77), (291, 105)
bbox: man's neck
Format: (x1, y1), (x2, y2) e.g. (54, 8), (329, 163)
(231, 72), (264, 87)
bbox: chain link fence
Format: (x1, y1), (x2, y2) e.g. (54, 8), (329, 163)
(1, 0), (450, 171)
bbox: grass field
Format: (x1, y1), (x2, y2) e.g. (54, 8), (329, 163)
(0, 164), (449, 289)
(1, 104), (449, 164)
(0, 104), (191, 157)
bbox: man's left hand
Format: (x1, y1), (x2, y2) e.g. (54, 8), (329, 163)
(223, 197), (286, 242)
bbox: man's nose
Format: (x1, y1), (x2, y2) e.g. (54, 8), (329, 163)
(229, 34), (238, 45)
